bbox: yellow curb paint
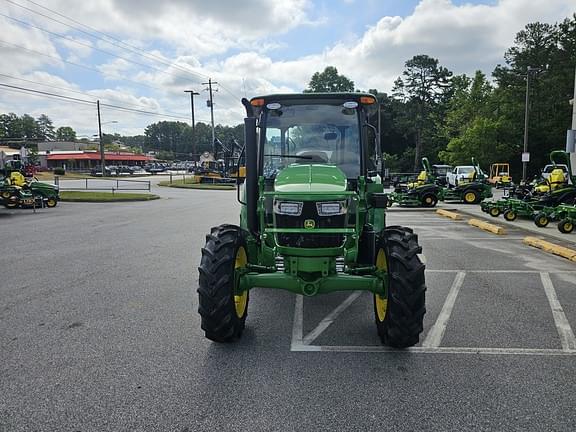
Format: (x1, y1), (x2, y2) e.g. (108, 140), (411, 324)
(468, 218), (506, 235)
(436, 209), (462, 220)
(523, 236), (576, 262)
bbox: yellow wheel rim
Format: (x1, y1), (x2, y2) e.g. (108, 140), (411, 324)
(539, 217), (547, 226)
(234, 246), (248, 318)
(47, 198), (56, 207)
(490, 208), (499, 216)
(565, 223), (573, 232)
(425, 197), (432, 204)
(375, 249), (388, 322)
(464, 192), (475, 203)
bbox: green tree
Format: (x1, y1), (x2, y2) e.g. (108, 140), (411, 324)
(393, 55), (453, 170)
(36, 114), (55, 141)
(304, 66), (355, 93)
(21, 114), (39, 140)
(56, 126), (77, 141)
(491, 17), (575, 177)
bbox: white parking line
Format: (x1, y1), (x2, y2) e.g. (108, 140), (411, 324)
(301, 291), (362, 345)
(291, 345), (576, 356)
(289, 270), (576, 355)
(540, 272), (576, 351)
(422, 271), (466, 348)
(290, 295), (304, 350)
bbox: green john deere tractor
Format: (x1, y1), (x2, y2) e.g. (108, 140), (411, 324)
(389, 157), (441, 207)
(197, 93), (426, 347)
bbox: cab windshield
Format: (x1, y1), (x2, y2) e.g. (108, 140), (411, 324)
(261, 103), (361, 179)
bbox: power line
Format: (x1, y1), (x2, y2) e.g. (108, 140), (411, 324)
(0, 82), (205, 121)
(0, 72), (203, 119)
(0, 12), (206, 88)
(3, 0), (241, 99)
(3, 0), (211, 83)
(0, 39), (169, 94)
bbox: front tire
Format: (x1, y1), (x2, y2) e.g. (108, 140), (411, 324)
(198, 224), (249, 342)
(374, 226), (426, 348)
(489, 207), (500, 217)
(46, 197), (58, 208)
(558, 219), (574, 234)
(534, 213), (549, 228)
(503, 209), (517, 221)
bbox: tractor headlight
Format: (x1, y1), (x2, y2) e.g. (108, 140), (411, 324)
(316, 201), (347, 216)
(274, 200), (303, 216)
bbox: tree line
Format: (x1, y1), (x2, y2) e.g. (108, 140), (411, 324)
(306, 15), (576, 178)
(0, 113), (77, 143)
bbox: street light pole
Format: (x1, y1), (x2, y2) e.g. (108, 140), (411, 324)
(522, 66), (538, 183)
(184, 90), (200, 158)
(97, 100), (105, 177)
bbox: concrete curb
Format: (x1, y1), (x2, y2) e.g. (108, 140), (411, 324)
(468, 218), (506, 235)
(523, 237), (576, 262)
(436, 209), (462, 220)
(450, 206), (576, 248)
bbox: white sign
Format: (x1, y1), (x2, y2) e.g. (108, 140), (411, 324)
(521, 152), (530, 162)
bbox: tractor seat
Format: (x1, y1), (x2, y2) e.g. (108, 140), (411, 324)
(549, 169), (567, 190)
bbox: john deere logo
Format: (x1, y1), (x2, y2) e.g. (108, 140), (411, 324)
(304, 219), (315, 229)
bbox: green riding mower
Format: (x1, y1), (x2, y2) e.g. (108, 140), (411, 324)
(482, 150), (576, 221)
(532, 204), (576, 233)
(2, 161), (59, 207)
(441, 158), (492, 204)
(0, 178), (36, 209)
(197, 93), (426, 347)
(388, 157), (441, 207)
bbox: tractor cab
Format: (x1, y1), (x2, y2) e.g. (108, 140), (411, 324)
(197, 93), (426, 348)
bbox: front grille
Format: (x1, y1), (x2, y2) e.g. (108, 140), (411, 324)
(274, 201), (348, 248)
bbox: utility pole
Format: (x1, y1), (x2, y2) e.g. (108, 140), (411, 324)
(202, 78), (218, 156)
(571, 66), (576, 175)
(522, 66), (538, 183)
(97, 100), (105, 177)
(184, 90), (200, 158)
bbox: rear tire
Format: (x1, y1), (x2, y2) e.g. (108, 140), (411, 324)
(374, 226), (426, 348)
(558, 219), (574, 234)
(463, 189), (479, 204)
(503, 209), (517, 221)
(421, 193), (438, 208)
(534, 213), (549, 228)
(198, 224), (249, 342)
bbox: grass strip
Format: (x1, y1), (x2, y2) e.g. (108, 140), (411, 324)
(60, 191), (160, 202)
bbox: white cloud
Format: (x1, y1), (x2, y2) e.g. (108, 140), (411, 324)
(1, 0), (575, 135)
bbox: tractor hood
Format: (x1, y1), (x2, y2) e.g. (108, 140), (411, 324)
(274, 164), (347, 193)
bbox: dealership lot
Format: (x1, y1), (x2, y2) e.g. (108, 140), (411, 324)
(1, 188), (576, 431)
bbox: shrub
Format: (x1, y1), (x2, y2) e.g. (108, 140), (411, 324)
(53, 168), (65, 175)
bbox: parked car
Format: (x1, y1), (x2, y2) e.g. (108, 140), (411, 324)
(446, 165), (476, 187)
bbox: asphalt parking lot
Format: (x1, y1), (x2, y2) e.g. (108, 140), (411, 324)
(1, 187), (576, 431)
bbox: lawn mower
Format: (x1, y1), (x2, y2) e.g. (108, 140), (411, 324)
(388, 157), (441, 207)
(532, 204), (576, 233)
(441, 158), (492, 204)
(482, 150), (576, 221)
(197, 93), (426, 347)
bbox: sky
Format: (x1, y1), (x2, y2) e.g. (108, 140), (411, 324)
(0, 0), (574, 138)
